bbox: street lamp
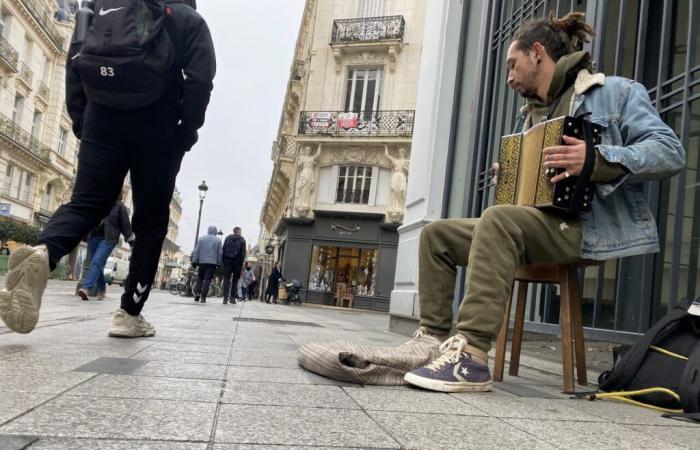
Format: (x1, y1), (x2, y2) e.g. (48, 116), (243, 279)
(194, 181), (208, 247)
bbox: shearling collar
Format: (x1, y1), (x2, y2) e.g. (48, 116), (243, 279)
(520, 69), (606, 114)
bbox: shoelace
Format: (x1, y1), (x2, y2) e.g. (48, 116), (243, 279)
(425, 336), (467, 371)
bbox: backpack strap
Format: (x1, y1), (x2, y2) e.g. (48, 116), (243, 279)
(599, 305), (689, 391)
(679, 342), (700, 413)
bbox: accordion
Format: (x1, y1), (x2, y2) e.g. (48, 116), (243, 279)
(494, 115), (602, 214)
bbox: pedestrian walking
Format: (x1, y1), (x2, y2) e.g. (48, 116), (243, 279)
(265, 261), (283, 304)
(242, 262), (255, 301)
(0, 0), (215, 337)
(221, 227), (246, 304)
(78, 198), (135, 301)
(191, 226), (222, 304)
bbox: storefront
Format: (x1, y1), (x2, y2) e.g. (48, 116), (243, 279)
(391, 0), (699, 342)
(279, 211), (398, 311)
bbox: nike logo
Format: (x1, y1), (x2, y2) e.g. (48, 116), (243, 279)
(99, 7), (125, 16)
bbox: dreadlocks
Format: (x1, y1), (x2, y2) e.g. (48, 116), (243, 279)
(513, 12), (595, 61)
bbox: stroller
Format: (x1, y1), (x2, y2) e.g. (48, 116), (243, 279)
(284, 279), (303, 305)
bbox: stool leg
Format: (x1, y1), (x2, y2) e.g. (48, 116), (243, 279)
(509, 282), (528, 376)
(493, 284), (514, 382)
(559, 266), (575, 393)
(568, 268), (588, 386)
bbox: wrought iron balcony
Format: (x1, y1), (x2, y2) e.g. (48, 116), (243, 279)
(336, 188), (370, 205)
(20, 0), (66, 50)
(37, 80), (50, 101)
(331, 16), (405, 44)
(18, 62), (33, 89)
(298, 110), (414, 137)
(0, 113), (51, 162)
(0, 36), (19, 72)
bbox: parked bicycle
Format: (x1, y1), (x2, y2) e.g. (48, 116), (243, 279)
(169, 267), (222, 297)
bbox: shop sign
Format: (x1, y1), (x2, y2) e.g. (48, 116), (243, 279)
(331, 223), (360, 235)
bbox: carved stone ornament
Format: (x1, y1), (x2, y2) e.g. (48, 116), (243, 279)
(330, 147), (383, 166)
(387, 210), (404, 224)
(334, 50), (389, 74)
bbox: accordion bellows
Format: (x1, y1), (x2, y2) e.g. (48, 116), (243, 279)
(495, 115), (601, 214)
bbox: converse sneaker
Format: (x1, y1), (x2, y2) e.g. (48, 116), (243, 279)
(0, 245), (50, 334)
(108, 309), (156, 338)
(404, 334), (492, 393)
(78, 288), (89, 301)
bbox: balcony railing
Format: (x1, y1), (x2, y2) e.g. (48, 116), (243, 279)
(336, 189), (370, 205)
(331, 16), (405, 44)
(298, 110), (414, 137)
(37, 80), (50, 100)
(20, 0), (66, 50)
(18, 62), (33, 88)
(0, 35), (19, 72)
(0, 113), (51, 162)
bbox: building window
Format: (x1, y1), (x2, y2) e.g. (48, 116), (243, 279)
(57, 127), (68, 156)
(0, 12), (11, 38)
(3, 164), (13, 197)
(308, 246), (378, 296)
(20, 173), (36, 204)
(31, 110), (42, 138)
(41, 183), (52, 211)
(13, 95), (24, 125)
(358, 0), (387, 17)
(336, 166), (372, 204)
(344, 68), (382, 121)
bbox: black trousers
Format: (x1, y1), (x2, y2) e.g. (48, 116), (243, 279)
(38, 99), (185, 317)
(222, 260), (243, 300)
(195, 264), (217, 300)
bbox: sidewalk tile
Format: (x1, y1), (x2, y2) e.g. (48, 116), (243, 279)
(0, 396), (216, 441)
(625, 424), (700, 448)
(505, 419), (686, 449)
(345, 387), (487, 416)
(26, 438), (207, 449)
(67, 374), (222, 402)
(226, 367), (311, 384)
(214, 404), (398, 448)
(369, 411), (556, 449)
(548, 399), (700, 427)
(223, 382), (359, 409)
(133, 361), (226, 380)
(228, 351), (298, 368)
(0, 435), (38, 450)
(452, 391), (606, 421)
(131, 348), (230, 365)
(0, 391), (55, 424)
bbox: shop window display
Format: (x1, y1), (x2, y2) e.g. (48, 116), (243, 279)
(308, 245), (378, 296)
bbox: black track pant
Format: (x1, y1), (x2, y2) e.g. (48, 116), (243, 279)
(222, 261), (243, 300)
(195, 264), (217, 300)
(37, 99), (185, 317)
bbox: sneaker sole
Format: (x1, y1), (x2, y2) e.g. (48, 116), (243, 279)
(404, 372), (493, 393)
(108, 327), (155, 338)
(0, 246), (49, 334)
(78, 290), (89, 301)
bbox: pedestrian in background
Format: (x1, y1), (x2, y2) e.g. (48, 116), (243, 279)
(265, 261), (283, 304)
(222, 227), (246, 304)
(191, 226), (222, 304)
(78, 197), (134, 301)
(242, 262), (255, 301)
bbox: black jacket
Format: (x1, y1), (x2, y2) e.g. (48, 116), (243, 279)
(66, 0), (216, 151)
(222, 234), (246, 264)
(93, 202), (134, 246)
(267, 267), (283, 291)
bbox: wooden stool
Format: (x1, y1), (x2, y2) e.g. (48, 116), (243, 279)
(493, 264), (587, 393)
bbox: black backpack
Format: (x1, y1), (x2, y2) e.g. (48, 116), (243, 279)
(223, 236), (245, 261)
(73, 0), (175, 109)
(588, 298), (700, 422)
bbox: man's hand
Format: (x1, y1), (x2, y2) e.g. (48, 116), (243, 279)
(543, 135), (587, 184)
(490, 162), (500, 185)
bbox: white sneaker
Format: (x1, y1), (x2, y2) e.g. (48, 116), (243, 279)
(0, 245), (50, 334)
(108, 309), (156, 338)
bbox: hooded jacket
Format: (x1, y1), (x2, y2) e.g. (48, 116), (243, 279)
(192, 226), (222, 266)
(66, 0), (216, 152)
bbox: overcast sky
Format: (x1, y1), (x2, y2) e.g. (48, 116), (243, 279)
(175, 0), (306, 253)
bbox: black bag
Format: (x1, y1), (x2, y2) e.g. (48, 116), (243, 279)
(73, 0), (175, 109)
(592, 298), (700, 422)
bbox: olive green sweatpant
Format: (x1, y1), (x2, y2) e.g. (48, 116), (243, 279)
(418, 205), (584, 353)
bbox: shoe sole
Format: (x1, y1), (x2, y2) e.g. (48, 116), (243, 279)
(403, 373), (493, 393)
(108, 327), (155, 338)
(78, 290), (89, 301)
(0, 246), (49, 334)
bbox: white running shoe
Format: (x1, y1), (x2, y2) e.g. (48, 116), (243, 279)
(0, 245), (50, 334)
(108, 309), (156, 338)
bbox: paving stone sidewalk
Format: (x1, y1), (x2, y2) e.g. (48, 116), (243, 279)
(0, 280), (697, 449)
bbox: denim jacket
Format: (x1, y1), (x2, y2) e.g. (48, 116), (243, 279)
(514, 70), (686, 261)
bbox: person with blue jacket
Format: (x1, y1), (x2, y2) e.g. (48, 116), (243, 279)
(403, 12), (686, 393)
(191, 226), (222, 304)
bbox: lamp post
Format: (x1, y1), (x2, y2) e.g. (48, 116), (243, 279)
(194, 181), (208, 247)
